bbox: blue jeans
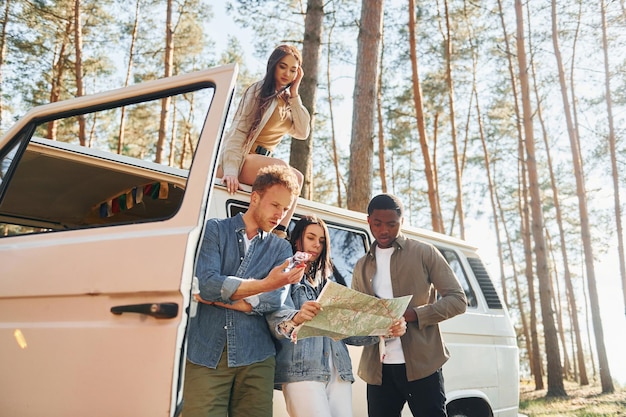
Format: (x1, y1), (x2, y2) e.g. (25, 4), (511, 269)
(367, 366), (447, 417)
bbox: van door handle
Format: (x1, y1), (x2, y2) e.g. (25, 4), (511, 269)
(110, 303), (178, 319)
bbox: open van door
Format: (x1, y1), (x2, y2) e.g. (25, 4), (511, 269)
(0, 65), (237, 416)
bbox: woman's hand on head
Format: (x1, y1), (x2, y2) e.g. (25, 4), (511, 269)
(289, 66), (304, 97)
(222, 175), (240, 194)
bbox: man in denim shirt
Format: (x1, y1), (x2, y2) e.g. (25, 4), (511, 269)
(183, 165), (305, 417)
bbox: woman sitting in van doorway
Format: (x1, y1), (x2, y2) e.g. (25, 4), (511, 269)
(216, 44), (311, 238)
(267, 215), (407, 417)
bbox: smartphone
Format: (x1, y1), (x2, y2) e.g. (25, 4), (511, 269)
(284, 251), (311, 271)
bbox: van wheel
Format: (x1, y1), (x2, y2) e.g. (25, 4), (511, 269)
(447, 398), (493, 417)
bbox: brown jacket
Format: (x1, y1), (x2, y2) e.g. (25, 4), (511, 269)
(351, 234), (467, 384)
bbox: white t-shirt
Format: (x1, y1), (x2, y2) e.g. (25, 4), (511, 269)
(373, 246), (405, 364)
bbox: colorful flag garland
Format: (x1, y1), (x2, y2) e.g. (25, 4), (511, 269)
(98, 182), (169, 218)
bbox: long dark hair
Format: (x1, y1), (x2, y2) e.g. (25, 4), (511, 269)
(245, 44), (302, 147)
(289, 215), (334, 281)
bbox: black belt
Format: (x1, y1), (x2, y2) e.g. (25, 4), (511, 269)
(255, 145), (272, 156)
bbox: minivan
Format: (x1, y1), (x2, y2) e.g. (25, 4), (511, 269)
(0, 64), (519, 416)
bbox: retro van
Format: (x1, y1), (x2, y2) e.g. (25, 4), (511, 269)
(0, 64), (519, 416)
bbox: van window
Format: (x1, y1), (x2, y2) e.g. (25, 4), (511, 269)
(466, 257), (503, 309)
(325, 222), (369, 288)
(0, 86), (214, 237)
(225, 200), (369, 288)
(438, 247), (478, 307)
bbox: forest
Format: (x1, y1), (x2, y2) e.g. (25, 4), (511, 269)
(1, 0), (625, 398)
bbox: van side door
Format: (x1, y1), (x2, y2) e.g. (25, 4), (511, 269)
(0, 65), (237, 417)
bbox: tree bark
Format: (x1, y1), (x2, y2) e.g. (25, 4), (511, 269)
(290, 0), (323, 199)
(586, 0), (616, 393)
(324, 10), (342, 207)
(156, 0), (174, 164)
(601, 0), (626, 325)
(496, 0), (536, 380)
(520, 154), (544, 389)
(347, 0), (384, 212)
(0, 0), (11, 131)
(406, 0), (442, 231)
(527, 0), (588, 384)
(73, 0), (86, 146)
(515, 0), (565, 397)
(442, 0), (464, 239)
(376, 25), (387, 194)
(47, 17), (73, 140)
(118, 0), (141, 154)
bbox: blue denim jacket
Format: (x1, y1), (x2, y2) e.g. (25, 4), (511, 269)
(187, 213), (293, 368)
(266, 275), (377, 388)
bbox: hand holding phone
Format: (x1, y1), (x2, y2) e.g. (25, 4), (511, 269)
(284, 251), (311, 272)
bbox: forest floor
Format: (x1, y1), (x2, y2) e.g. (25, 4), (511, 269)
(519, 379), (626, 416)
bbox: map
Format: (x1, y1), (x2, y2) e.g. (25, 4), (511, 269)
(293, 281), (412, 341)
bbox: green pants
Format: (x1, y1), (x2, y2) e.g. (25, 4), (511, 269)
(182, 352), (275, 417)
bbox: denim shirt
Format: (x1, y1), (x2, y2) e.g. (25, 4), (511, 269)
(187, 213), (293, 368)
(266, 274), (377, 388)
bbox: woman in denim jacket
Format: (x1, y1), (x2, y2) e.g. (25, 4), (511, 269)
(267, 215), (406, 417)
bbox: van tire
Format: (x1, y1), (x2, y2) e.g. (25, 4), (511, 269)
(447, 397), (493, 417)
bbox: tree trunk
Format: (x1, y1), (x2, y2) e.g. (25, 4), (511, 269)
(520, 157), (543, 389)
(156, 0), (174, 164)
(584, 0), (617, 393)
(47, 18), (73, 140)
(118, 0), (141, 154)
(515, 0), (565, 397)
(406, 0), (442, 231)
(496, 0), (536, 382)
(168, 96), (177, 166)
(376, 25), (387, 194)
(290, 0), (323, 199)
(601, 0), (626, 324)
(0, 0), (11, 131)
(546, 231), (571, 378)
(347, 0), (383, 212)
(324, 11), (342, 207)
(442, 0), (464, 239)
(525, 1), (588, 384)
(73, 0), (86, 146)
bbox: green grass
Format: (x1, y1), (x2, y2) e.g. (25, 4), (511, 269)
(519, 380), (626, 417)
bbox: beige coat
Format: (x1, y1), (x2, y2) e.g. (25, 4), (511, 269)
(219, 81), (311, 177)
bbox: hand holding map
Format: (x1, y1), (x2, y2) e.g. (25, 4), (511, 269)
(292, 281), (412, 342)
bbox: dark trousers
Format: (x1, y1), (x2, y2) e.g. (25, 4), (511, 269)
(367, 365), (447, 417)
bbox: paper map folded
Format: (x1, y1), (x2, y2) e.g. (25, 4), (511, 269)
(293, 280), (412, 341)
